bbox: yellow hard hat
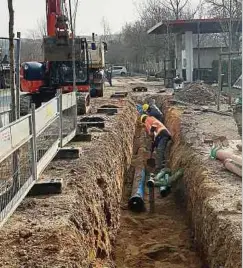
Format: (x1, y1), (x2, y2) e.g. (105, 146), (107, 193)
(142, 103), (149, 112)
(140, 114), (147, 123)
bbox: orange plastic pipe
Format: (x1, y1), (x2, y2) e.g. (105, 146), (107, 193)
(224, 159), (242, 177)
(214, 149), (242, 166)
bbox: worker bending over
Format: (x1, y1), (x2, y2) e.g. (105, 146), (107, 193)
(142, 102), (164, 123)
(141, 114), (171, 171)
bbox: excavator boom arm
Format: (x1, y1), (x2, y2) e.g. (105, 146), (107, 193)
(46, 0), (68, 36)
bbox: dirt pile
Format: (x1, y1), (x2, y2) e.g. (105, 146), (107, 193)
(0, 98), (137, 268)
(175, 83), (226, 105)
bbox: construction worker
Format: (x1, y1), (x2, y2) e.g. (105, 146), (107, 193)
(141, 114), (171, 170)
(142, 102), (164, 123)
(105, 67), (112, 87)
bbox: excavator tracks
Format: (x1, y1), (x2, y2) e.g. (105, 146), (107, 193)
(20, 94), (32, 116)
(77, 92), (91, 115)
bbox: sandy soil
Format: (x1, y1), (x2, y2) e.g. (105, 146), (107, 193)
(114, 121), (202, 268)
(0, 86), (137, 268)
(0, 77), (241, 268)
(113, 78), (241, 268)
(166, 104), (242, 267)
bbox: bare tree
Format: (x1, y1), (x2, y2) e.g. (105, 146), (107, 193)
(37, 17), (47, 37)
(135, 0), (173, 27)
(163, 0), (190, 19)
(155, 0), (203, 19)
(8, 0), (16, 121)
(205, 0), (242, 49)
(20, 18), (47, 62)
(206, 0), (242, 92)
(8, 0), (20, 195)
(106, 0), (204, 73)
(100, 17), (112, 42)
(28, 17), (47, 39)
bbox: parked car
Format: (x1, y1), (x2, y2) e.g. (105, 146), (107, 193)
(108, 66), (127, 76)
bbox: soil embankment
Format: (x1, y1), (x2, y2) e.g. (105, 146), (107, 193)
(0, 97), (137, 268)
(0, 78), (241, 268)
(114, 119), (202, 268)
(166, 106), (242, 268)
(114, 86), (241, 268)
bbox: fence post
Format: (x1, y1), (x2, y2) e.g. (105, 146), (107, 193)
(217, 54), (222, 111)
(31, 104), (37, 180)
(58, 89), (63, 148)
(74, 92), (77, 132)
(16, 32), (21, 119)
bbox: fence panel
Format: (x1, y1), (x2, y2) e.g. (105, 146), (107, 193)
(61, 92), (77, 146)
(0, 92), (78, 227)
(35, 98), (58, 135)
(0, 115), (34, 227)
(0, 115), (31, 162)
(35, 96), (60, 177)
(0, 37), (20, 127)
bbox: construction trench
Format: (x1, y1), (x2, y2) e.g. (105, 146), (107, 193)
(0, 80), (241, 268)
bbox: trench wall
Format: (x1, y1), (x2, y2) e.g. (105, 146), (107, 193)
(165, 106), (241, 268)
(0, 100), (137, 268)
(131, 90), (241, 267)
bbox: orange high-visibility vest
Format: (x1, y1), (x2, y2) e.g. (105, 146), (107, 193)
(144, 116), (170, 138)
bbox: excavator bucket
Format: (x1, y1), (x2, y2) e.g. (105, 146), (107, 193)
(43, 36), (87, 62)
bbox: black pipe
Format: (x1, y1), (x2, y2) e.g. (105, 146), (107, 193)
(128, 168), (146, 212)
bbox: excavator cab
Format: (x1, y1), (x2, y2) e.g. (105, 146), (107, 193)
(20, 37), (90, 115)
(43, 36), (89, 86)
(20, 0), (91, 115)
(48, 60), (88, 87)
(21, 37), (90, 92)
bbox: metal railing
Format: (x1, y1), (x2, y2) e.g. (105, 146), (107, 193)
(0, 91), (77, 227)
(0, 35), (21, 127)
(233, 75), (242, 90)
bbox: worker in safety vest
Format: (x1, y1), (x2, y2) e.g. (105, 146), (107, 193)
(142, 102), (164, 123)
(141, 114), (171, 170)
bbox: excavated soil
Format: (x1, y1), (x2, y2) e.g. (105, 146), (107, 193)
(174, 82), (227, 105)
(114, 121), (202, 268)
(114, 81), (241, 268)
(165, 106), (242, 268)
(0, 96), (137, 268)
(0, 78), (241, 268)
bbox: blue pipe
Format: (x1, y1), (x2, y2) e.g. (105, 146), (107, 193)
(128, 168), (146, 212)
(136, 104), (144, 115)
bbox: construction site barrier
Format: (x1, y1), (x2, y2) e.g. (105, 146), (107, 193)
(0, 36), (21, 127)
(0, 91), (77, 227)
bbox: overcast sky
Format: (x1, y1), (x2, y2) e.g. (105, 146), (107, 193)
(0, 0), (140, 38)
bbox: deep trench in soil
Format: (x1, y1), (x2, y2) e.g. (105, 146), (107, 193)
(113, 108), (203, 268)
(0, 87), (240, 268)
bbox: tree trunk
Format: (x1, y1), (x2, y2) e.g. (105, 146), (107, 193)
(8, 0), (16, 122)
(8, 0), (19, 195)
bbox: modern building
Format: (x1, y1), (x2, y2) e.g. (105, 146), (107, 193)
(148, 18), (242, 82)
(181, 34), (227, 69)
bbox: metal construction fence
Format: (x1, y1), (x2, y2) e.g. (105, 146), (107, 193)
(0, 36), (21, 127)
(0, 91), (77, 227)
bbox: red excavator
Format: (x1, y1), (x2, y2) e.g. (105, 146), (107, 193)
(20, 0), (90, 115)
